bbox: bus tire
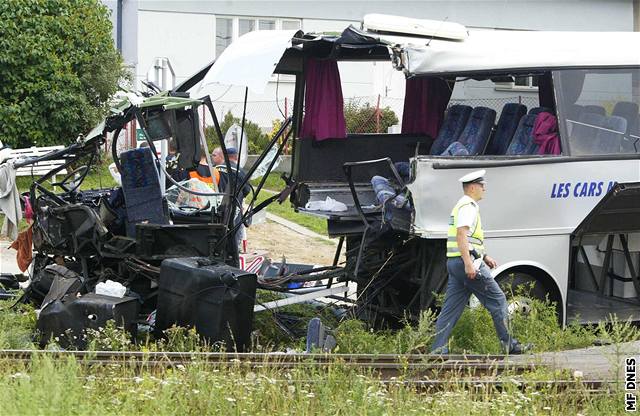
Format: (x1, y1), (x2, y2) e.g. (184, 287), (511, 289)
(496, 268), (563, 324)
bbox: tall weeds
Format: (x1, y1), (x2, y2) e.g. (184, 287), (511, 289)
(0, 354), (627, 415)
(0, 300), (36, 349)
(1, 295), (638, 355)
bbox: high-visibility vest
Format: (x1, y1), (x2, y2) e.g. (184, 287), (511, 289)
(189, 167), (220, 185)
(446, 198), (485, 258)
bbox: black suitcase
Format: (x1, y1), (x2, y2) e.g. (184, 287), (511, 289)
(37, 293), (139, 349)
(155, 257), (257, 351)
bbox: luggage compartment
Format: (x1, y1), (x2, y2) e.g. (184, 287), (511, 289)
(569, 182), (640, 323)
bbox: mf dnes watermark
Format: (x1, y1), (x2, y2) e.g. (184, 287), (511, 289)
(627, 357), (638, 412)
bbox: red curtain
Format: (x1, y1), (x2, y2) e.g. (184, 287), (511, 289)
(401, 77), (453, 137)
(300, 59), (347, 141)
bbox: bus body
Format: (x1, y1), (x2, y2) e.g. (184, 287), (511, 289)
(410, 157), (640, 323)
(210, 15), (640, 325)
(395, 27), (640, 324)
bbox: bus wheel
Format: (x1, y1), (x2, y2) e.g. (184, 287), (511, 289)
(498, 271), (548, 302)
(496, 270), (559, 320)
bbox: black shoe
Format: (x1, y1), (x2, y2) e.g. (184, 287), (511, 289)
(508, 342), (533, 355)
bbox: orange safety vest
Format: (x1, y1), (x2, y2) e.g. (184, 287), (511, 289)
(189, 167), (220, 185)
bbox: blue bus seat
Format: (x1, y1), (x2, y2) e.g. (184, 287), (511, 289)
(484, 103), (527, 155)
(429, 105), (472, 155)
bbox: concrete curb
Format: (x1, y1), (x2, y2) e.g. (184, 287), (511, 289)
(265, 213), (334, 243)
(253, 188), (334, 243)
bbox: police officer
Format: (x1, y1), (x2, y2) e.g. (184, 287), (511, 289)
(431, 169), (531, 355)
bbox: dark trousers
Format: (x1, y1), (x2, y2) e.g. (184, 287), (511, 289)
(431, 257), (516, 353)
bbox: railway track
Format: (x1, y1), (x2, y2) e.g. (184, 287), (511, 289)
(0, 349), (616, 394)
(0, 350), (527, 376)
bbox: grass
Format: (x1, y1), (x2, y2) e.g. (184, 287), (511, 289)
(448, 297), (640, 354)
(333, 311), (437, 354)
(253, 296), (640, 356)
(2, 288), (640, 356)
(248, 173), (329, 235)
(0, 354), (629, 415)
(0, 294), (637, 414)
(251, 191), (328, 235)
(249, 172), (287, 192)
(249, 173), (328, 235)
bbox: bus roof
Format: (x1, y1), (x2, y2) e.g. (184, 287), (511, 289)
(199, 18), (640, 93)
(395, 30), (640, 76)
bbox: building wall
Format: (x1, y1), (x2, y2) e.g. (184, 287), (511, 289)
(102, 0), (138, 69)
(137, 9), (215, 88)
(139, 0), (634, 32)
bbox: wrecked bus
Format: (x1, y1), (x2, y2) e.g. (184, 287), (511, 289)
(0, 68), (286, 350)
(2, 15), (640, 348)
(222, 15), (640, 325)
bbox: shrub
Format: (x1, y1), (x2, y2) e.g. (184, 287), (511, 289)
(85, 320), (134, 351)
(449, 297), (610, 354)
(268, 118), (292, 154)
(344, 100), (399, 134)
(158, 325), (213, 352)
(205, 111), (270, 154)
(0, 0), (128, 148)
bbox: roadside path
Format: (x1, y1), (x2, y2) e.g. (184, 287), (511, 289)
(0, 239), (20, 275)
(508, 340), (640, 380)
(254, 187), (333, 242)
(265, 212), (333, 242)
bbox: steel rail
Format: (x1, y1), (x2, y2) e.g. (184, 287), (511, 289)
(0, 350), (538, 379)
(0, 349), (617, 394)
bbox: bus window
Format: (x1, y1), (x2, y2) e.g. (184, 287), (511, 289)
(554, 69), (640, 156)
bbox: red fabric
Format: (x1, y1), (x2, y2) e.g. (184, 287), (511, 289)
(9, 225), (33, 272)
(299, 59), (347, 141)
(401, 77), (453, 137)
(533, 112), (562, 155)
(22, 195), (33, 223)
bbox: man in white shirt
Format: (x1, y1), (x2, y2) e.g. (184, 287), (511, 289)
(431, 169), (531, 355)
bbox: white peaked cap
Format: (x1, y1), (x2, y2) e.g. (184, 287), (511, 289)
(458, 169), (486, 184)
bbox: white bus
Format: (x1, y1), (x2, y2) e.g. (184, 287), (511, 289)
(209, 15), (640, 326)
